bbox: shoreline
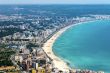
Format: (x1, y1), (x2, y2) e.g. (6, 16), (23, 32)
(42, 20), (96, 72)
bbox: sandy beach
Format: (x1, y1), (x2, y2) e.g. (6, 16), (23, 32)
(42, 24), (77, 72)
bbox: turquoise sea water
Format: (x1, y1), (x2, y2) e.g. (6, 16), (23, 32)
(53, 20), (110, 73)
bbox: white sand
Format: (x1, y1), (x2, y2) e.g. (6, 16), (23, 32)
(42, 24), (77, 72)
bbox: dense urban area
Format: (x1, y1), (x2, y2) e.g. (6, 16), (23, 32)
(0, 5), (110, 73)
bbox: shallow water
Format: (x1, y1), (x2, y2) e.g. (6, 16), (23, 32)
(53, 20), (110, 73)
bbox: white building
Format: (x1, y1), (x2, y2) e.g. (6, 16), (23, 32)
(15, 55), (23, 63)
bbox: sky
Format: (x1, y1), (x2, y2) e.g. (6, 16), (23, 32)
(0, 0), (110, 4)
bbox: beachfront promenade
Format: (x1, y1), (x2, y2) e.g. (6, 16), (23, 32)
(42, 25), (73, 72)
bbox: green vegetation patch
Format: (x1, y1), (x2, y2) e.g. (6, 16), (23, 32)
(0, 45), (15, 66)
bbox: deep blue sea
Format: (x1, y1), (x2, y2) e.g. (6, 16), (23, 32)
(1, 5), (110, 17)
(53, 20), (110, 73)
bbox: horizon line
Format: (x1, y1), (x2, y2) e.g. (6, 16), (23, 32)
(0, 3), (110, 5)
